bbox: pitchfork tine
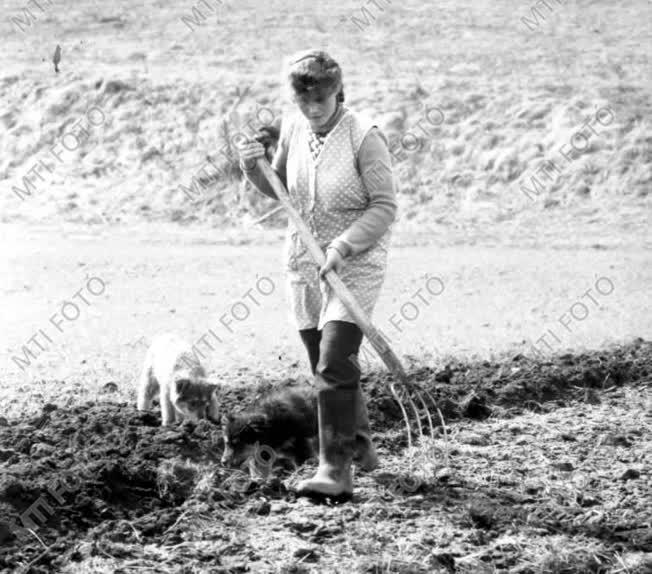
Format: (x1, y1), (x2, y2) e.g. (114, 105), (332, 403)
(419, 385), (439, 437)
(393, 368), (438, 446)
(407, 389), (425, 439)
(389, 383), (413, 452)
(412, 387), (436, 441)
(408, 385), (434, 442)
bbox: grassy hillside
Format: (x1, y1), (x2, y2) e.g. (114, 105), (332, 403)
(1, 0), (650, 240)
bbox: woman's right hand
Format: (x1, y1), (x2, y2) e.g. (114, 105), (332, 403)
(236, 139), (266, 171)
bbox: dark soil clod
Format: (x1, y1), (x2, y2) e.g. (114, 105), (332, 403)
(0, 340), (650, 572)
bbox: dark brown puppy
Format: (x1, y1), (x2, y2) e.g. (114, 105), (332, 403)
(221, 385), (317, 472)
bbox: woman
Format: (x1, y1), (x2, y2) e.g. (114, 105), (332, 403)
(237, 49), (398, 501)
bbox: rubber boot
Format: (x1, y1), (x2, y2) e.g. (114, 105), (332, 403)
(299, 327), (378, 471)
(354, 387), (379, 472)
(296, 386), (358, 502)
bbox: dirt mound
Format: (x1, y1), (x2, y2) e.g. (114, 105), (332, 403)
(212, 339), (651, 436)
(0, 403), (225, 572)
(360, 338), (651, 442)
(0, 340), (650, 572)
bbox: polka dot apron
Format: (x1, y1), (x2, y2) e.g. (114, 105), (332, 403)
(283, 106), (391, 330)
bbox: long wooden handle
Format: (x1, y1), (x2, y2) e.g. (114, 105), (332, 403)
(255, 158), (409, 384)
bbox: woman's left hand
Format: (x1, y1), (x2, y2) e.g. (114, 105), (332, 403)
(319, 247), (345, 278)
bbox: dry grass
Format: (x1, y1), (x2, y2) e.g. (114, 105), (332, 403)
(0, 0), (649, 243)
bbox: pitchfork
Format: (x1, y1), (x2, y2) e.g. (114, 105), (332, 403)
(229, 109), (440, 452)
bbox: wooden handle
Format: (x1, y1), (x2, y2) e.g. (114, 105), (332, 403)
(255, 158), (409, 384)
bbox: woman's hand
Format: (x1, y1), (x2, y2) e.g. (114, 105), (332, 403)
(319, 246), (345, 278)
(236, 139), (266, 171)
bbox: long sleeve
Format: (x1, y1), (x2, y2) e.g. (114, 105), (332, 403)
(329, 127), (398, 257)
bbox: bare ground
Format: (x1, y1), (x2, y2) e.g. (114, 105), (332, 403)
(1, 225), (651, 573)
(1, 0), (651, 569)
(0, 340), (650, 573)
(2, 223), (651, 400)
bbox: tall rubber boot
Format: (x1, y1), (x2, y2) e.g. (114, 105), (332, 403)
(296, 386), (358, 502)
(299, 327), (378, 472)
(354, 387), (379, 471)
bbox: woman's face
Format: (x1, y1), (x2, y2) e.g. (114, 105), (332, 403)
(293, 91), (338, 131)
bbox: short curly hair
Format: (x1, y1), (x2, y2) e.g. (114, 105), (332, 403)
(284, 49), (345, 103)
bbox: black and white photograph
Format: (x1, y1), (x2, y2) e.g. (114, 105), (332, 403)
(1, 0), (650, 572)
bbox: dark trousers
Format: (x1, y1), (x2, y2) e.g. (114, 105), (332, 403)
(299, 321), (364, 391)
(300, 320), (376, 467)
